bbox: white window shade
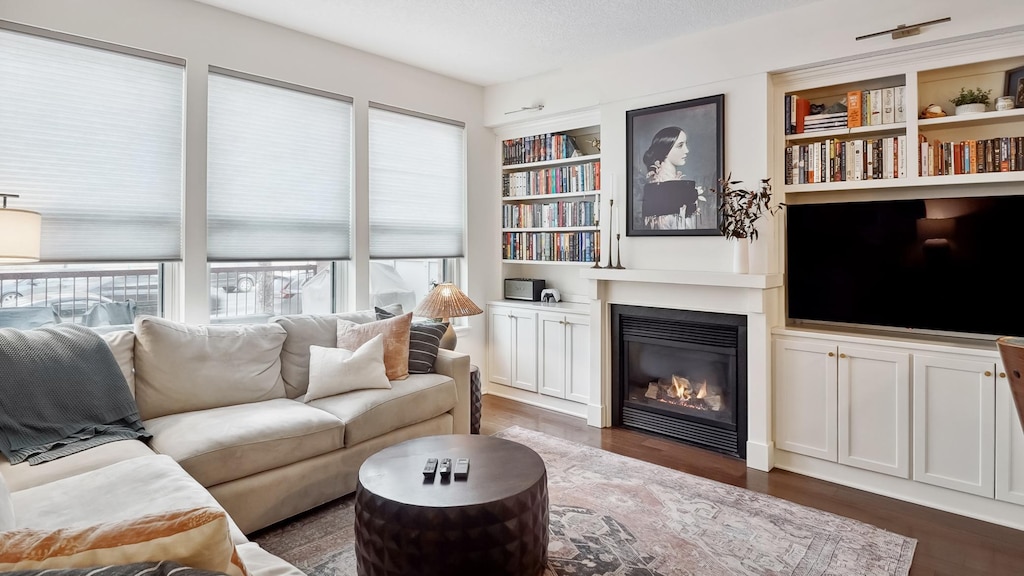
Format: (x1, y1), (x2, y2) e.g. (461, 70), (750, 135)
(369, 105), (465, 259)
(207, 71), (352, 261)
(0, 28), (184, 262)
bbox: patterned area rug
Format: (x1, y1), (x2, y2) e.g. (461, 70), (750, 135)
(252, 426), (916, 575)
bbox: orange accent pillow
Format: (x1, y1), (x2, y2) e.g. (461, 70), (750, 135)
(337, 312), (412, 381)
(0, 507), (248, 576)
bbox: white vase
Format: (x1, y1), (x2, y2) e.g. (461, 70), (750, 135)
(731, 238), (749, 274)
(955, 103), (987, 115)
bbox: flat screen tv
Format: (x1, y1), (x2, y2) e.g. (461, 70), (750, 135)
(786, 195), (1023, 339)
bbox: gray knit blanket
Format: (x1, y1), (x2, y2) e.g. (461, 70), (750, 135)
(0, 323), (150, 465)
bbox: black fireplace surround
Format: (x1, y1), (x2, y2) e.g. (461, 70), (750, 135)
(611, 305), (747, 458)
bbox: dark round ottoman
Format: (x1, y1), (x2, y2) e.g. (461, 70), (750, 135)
(354, 434), (548, 576)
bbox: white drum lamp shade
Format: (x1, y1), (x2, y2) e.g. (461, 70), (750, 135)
(0, 196), (41, 263)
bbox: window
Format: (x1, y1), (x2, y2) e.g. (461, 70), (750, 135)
(209, 261), (333, 323)
(206, 69), (353, 320)
(368, 104), (466, 260)
(0, 24), (184, 328)
(369, 258), (458, 312)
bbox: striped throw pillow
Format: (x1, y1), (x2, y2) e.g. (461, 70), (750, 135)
(375, 307), (447, 374)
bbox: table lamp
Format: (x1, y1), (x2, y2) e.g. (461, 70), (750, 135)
(0, 194), (41, 263)
(413, 283), (482, 350)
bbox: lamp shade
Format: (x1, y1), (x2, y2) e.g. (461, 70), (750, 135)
(414, 283), (482, 320)
(0, 207), (42, 263)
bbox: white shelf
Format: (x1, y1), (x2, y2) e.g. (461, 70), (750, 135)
(917, 171), (1024, 185)
(781, 177), (915, 193)
(502, 226), (600, 232)
(502, 259), (598, 265)
(785, 122), (906, 142)
(502, 153), (601, 171)
(502, 190), (600, 202)
(918, 108), (1024, 129)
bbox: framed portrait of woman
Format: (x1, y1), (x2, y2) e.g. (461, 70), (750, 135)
(626, 94), (724, 236)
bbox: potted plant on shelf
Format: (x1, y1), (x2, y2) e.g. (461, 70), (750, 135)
(950, 86), (992, 115)
(718, 175), (784, 273)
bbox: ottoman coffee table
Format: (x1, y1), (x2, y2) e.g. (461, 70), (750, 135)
(354, 434), (548, 576)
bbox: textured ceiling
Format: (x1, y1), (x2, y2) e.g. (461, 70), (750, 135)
(192, 0), (821, 86)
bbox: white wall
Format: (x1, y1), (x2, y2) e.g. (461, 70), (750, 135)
(484, 0), (1024, 283)
(0, 0), (496, 363)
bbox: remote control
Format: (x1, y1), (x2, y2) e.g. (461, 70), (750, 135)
(422, 457), (437, 478)
(453, 457), (470, 479)
(438, 458), (452, 478)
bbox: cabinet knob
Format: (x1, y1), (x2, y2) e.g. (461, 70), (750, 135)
(507, 313), (514, 318)
(839, 353), (847, 358)
(828, 352), (835, 357)
(1000, 372), (1007, 379)
(985, 370), (993, 377)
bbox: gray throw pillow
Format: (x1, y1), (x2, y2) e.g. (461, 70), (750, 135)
(375, 307), (447, 374)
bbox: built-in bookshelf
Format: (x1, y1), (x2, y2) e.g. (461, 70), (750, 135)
(776, 49), (1024, 194)
(500, 124), (601, 264)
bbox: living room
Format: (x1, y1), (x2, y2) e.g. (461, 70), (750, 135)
(3, 0), (1024, 574)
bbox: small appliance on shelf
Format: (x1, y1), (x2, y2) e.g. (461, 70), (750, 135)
(503, 278), (545, 301)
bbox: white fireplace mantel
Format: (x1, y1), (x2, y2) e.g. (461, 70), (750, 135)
(580, 267), (784, 472)
(580, 268), (783, 290)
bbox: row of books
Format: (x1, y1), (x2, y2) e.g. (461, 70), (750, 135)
(784, 85), (906, 134)
(784, 136), (908, 184)
(502, 231), (599, 263)
(502, 161), (601, 197)
(502, 201), (598, 229)
(920, 136), (1024, 176)
(502, 132), (580, 166)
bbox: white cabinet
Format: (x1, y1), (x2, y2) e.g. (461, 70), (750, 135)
(838, 346), (910, 478)
(774, 339), (838, 461)
(487, 305), (537, 392)
(912, 354), (995, 498)
(996, 366), (1024, 505)
(774, 338), (910, 477)
(538, 311), (590, 403)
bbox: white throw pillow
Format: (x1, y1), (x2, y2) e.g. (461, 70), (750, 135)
(0, 473), (14, 531)
(305, 334), (391, 402)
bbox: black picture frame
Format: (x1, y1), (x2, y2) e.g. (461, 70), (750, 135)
(626, 94), (724, 236)
(1006, 65), (1024, 108)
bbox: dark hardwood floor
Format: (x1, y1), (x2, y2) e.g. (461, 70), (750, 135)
(481, 395), (1024, 576)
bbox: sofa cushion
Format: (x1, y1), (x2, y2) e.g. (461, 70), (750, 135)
(306, 373), (456, 447)
(133, 317), (288, 420)
(145, 399), (344, 487)
(306, 337), (390, 402)
(336, 312), (412, 381)
(0, 439), (155, 493)
(0, 507), (248, 576)
(101, 330), (135, 396)
(10, 454), (247, 546)
(271, 306), (403, 398)
(376, 307), (447, 374)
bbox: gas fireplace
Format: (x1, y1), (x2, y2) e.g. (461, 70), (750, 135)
(611, 305), (747, 458)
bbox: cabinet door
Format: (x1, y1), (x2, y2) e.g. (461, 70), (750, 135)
(774, 338), (838, 461)
(487, 306), (513, 386)
(511, 310), (537, 392)
(838, 346), (910, 478)
(913, 354), (995, 497)
(537, 312), (566, 398)
(565, 314), (591, 404)
(996, 367), (1024, 505)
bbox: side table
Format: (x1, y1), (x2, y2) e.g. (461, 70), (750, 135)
(469, 364), (482, 434)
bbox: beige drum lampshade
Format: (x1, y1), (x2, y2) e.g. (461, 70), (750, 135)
(0, 195), (42, 263)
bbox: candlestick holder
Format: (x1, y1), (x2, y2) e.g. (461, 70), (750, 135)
(593, 198), (615, 268)
(612, 233), (625, 269)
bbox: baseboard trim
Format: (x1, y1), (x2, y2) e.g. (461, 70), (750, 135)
(775, 450), (1024, 530)
(483, 388), (588, 419)
(746, 440), (775, 472)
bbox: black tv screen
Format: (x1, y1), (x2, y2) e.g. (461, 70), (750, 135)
(786, 195), (1023, 339)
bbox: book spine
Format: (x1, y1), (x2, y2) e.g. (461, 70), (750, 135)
(870, 89), (882, 126)
(847, 91), (862, 128)
(785, 95), (792, 135)
(795, 97), (810, 134)
(882, 87), (895, 125)
(898, 135), (906, 179)
(895, 86), (906, 123)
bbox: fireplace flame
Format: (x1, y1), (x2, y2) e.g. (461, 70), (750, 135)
(696, 381), (707, 399)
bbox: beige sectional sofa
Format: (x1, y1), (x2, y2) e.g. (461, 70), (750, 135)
(0, 309), (471, 574)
